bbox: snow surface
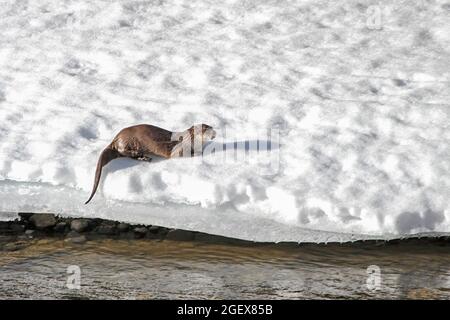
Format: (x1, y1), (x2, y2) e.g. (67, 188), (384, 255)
(1, 0), (450, 242)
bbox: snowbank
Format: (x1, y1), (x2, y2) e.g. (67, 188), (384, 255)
(0, 0), (449, 242)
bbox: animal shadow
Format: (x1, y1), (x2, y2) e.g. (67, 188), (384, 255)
(104, 139), (279, 175)
(104, 156), (166, 175)
(203, 140), (279, 154)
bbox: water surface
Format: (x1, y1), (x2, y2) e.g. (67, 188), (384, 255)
(0, 238), (449, 299)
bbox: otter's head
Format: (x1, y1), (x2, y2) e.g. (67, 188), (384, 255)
(189, 123), (216, 142)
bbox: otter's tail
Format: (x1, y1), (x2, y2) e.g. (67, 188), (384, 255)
(85, 147), (120, 204)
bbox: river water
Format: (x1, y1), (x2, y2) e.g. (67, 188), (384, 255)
(0, 238), (449, 299)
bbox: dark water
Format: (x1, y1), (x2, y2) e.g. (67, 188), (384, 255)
(0, 238), (449, 299)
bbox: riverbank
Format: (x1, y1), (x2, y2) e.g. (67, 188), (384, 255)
(1, 213), (450, 251)
(1, 213), (450, 299)
(0, 213), (254, 248)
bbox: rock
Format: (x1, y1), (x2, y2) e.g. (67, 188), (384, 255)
(89, 219), (102, 228)
(10, 223), (25, 233)
(18, 212), (34, 221)
(146, 231), (160, 239)
(133, 227), (148, 238)
(0, 221), (9, 230)
(166, 229), (195, 241)
(30, 213), (56, 229)
(134, 226), (148, 234)
(117, 223), (129, 232)
(70, 219), (90, 232)
(157, 227), (169, 237)
(65, 231), (87, 244)
(54, 222), (67, 233)
(66, 235), (87, 244)
(66, 231), (80, 238)
(148, 226), (160, 234)
(118, 231), (135, 240)
(96, 224), (116, 235)
(3, 242), (28, 251)
(24, 229), (35, 239)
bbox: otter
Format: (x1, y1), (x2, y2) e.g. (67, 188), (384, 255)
(85, 123), (216, 204)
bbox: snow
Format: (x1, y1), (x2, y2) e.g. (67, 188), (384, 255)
(0, 0), (450, 242)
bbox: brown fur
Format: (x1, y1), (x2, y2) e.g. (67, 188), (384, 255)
(85, 123), (215, 204)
